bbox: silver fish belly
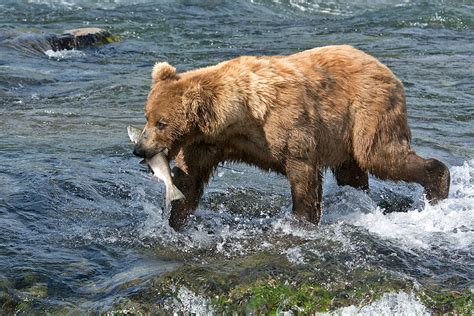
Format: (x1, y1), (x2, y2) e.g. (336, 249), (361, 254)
(127, 125), (185, 208)
(146, 153), (185, 208)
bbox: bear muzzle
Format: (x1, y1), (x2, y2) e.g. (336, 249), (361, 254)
(133, 142), (168, 159)
(132, 145), (146, 158)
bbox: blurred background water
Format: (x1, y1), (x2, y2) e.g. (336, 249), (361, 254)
(0, 0), (473, 313)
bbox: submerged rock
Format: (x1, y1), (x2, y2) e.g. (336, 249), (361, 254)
(0, 27), (118, 56)
(107, 249), (473, 314)
(111, 252), (412, 314)
(46, 28), (118, 51)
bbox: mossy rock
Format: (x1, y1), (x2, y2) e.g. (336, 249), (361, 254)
(418, 289), (474, 315)
(23, 283), (48, 298)
(204, 187), (288, 219)
(117, 252), (412, 314)
(113, 249), (472, 314)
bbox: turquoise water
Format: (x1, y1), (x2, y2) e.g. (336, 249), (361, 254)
(0, 0), (473, 313)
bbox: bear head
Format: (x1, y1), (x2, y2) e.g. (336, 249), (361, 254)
(132, 62), (221, 159)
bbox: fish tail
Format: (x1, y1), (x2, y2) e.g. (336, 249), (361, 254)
(164, 185), (184, 210)
(169, 184), (185, 202)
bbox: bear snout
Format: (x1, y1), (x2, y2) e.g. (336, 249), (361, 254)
(133, 141), (167, 159)
(132, 145), (146, 158)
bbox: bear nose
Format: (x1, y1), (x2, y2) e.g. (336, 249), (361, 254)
(133, 145), (146, 158)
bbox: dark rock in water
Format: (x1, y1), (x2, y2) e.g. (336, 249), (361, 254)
(0, 28), (118, 56)
(371, 188), (415, 214)
(46, 27), (117, 51)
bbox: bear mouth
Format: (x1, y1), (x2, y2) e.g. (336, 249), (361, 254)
(144, 147), (169, 160)
(154, 147), (169, 159)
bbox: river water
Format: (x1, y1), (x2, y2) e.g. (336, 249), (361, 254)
(0, 0), (473, 314)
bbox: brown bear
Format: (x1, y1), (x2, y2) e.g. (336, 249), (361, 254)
(133, 45), (450, 230)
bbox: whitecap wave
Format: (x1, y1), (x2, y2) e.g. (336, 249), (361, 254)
(321, 292), (429, 316)
(45, 48), (86, 60)
(342, 160), (474, 251)
(249, 0), (412, 16)
(27, 0), (159, 10)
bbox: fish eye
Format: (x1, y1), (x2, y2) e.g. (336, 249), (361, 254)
(156, 121), (166, 130)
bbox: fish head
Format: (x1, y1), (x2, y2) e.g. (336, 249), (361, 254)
(127, 125), (142, 144)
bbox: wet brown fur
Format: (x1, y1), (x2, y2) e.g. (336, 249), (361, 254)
(134, 45), (450, 229)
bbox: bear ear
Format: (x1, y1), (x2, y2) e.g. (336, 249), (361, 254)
(183, 84), (217, 135)
(152, 62), (179, 83)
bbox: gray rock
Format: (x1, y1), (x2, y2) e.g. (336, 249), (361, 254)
(46, 27), (117, 51)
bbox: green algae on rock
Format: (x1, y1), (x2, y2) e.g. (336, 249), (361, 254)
(418, 289), (474, 315)
(112, 253), (412, 314)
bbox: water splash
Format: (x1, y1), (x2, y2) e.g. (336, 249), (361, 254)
(45, 49), (86, 60)
(137, 161), (473, 259)
(346, 160), (474, 251)
(322, 292), (429, 316)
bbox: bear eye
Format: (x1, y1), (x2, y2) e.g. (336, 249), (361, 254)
(156, 121), (167, 130)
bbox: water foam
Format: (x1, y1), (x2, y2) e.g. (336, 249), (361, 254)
(45, 49), (86, 60)
(173, 287), (214, 315)
(321, 291), (429, 316)
(249, 0), (412, 16)
(27, 0), (158, 10)
(344, 160), (474, 251)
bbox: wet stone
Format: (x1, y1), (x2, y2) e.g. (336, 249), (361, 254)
(111, 253), (413, 314)
(47, 28), (119, 51)
(204, 187), (289, 219)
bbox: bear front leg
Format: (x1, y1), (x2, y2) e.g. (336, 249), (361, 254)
(168, 144), (220, 230)
(286, 160), (323, 224)
(332, 158), (369, 191)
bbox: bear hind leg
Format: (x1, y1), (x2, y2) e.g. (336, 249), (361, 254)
(366, 148), (450, 203)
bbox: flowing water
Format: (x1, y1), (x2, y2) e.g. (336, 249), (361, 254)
(0, 0), (473, 314)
